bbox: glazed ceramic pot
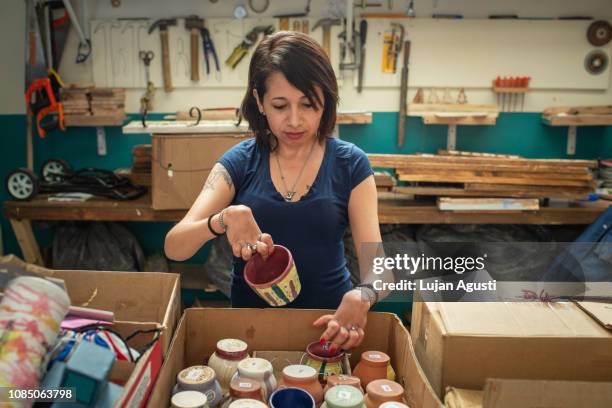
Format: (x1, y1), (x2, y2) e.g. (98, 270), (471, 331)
(304, 341), (345, 384)
(279, 364), (324, 405)
(171, 390), (209, 408)
(173, 365), (223, 407)
(352, 351), (390, 389)
(231, 357), (277, 401)
(208, 339), (249, 392)
(379, 402), (410, 408)
(226, 376), (265, 404)
(363, 380), (405, 408)
(227, 399), (268, 408)
(321, 385), (365, 408)
(243, 245), (301, 306)
(269, 387), (316, 408)
(323, 374), (363, 394)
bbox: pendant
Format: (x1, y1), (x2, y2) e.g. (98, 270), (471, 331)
(284, 191), (295, 202)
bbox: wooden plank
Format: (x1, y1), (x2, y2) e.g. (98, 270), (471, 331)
(122, 120), (251, 135)
(368, 154), (598, 169)
(393, 186), (590, 199)
(9, 219), (44, 265)
(398, 172), (594, 187)
(336, 112), (373, 124)
(374, 172), (396, 187)
(465, 183), (591, 193)
(408, 103), (499, 113)
(543, 114), (612, 126)
(396, 163), (593, 176)
(64, 114), (127, 127)
(418, 114), (497, 126)
(438, 197), (540, 211)
(543, 105), (612, 116)
(172, 111), (373, 124)
(438, 150), (521, 159)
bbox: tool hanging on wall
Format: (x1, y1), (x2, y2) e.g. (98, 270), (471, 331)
(200, 27), (220, 77)
(248, 0), (270, 14)
(184, 16), (204, 82)
(338, 19), (363, 71)
(357, 19), (368, 93)
(225, 25), (275, 69)
(457, 88), (468, 104)
(397, 40), (411, 147)
(275, 0), (311, 31)
(586, 20), (611, 46)
(139, 51), (155, 114)
(312, 18), (341, 57)
(60, 0), (91, 63)
(25, 72), (65, 138)
(412, 87), (424, 103)
(584, 50), (609, 75)
(149, 18), (177, 92)
(493, 76), (531, 112)
(381, 23), (404, 73)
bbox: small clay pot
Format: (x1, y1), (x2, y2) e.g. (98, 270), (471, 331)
(231, 357), (277, 401)
(363, 380), (405, 408)
(352, 351), (390, 389)
(229, 376), (265, 402)
(321, 385), (365, 408)
(243, 245), (301, 306)
(208, 339), (249, 393)
(323, 375), (363, 394)
(280, 365), (324, 405)
(227, 399), (267, 408)
(304, 341), (346, 383)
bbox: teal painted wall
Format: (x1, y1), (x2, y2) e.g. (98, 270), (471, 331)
(2, 112), (612, 259)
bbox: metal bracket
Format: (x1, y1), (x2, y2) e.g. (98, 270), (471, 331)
(447, 124), (457, 151)
(566, 125), (577, 155)
(96, 126), (107, 156)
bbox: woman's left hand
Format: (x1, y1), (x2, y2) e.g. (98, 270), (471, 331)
(312, 289), (370, 353)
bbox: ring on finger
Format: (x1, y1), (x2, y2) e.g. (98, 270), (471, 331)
(246, 242), (257, 253)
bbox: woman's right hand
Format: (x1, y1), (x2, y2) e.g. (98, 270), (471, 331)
(224, 205), (275, 261)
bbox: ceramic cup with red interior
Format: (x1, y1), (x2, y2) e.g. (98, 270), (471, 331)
(243, 245), (301, 306)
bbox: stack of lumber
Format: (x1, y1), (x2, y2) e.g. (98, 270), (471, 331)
(374, 171), (396, 192)
(368, 151), (597, 203)
(61, 86), (126, 126)
(115, 144), (151, 186)
(542, 105), (612, 126)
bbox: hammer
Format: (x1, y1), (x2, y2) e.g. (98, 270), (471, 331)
(312, 18), (341, 57)
(149, 18), (177, 92)
(185, 15), (204, 82)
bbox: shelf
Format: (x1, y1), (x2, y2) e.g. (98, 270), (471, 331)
(542, 105), (612, 155)
(122, 120), (251, 135)
(169, 111), (373, 125)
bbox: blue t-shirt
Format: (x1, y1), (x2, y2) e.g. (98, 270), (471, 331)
(218, 137), (373, 309)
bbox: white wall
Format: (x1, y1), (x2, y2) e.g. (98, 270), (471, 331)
(1, 0), (611, 114)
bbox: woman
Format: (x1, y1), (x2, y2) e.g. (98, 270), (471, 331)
(165, 32), (384, 352)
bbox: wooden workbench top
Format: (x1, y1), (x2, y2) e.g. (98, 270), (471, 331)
(4, 194), (608, 225)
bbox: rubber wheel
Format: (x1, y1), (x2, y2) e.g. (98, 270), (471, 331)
(5, 168), (40, 200)
(41, 158), (72, 183)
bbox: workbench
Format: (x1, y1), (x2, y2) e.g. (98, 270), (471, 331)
(4, 194), (607, 266)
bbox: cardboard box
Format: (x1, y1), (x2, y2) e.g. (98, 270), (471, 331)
(147, 308), (443, 408)
(151, 133), (251, 209)
(0, 255), (180, 355)
(411, 300), (612, 397)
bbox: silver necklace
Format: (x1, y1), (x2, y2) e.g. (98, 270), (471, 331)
(274, 140), (317, 202)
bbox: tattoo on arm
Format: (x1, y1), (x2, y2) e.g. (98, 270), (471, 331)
(203, 165), (233, 192)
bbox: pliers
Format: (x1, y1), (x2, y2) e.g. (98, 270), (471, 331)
(200, 27), (220, 75)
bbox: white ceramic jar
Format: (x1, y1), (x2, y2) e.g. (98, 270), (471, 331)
(208, 339), (249, 392)
(231, 357), (277, 401)
(171, 390), (209, 408)
(227, 399), (268, 408)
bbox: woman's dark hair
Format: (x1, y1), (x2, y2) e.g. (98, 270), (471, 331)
(240, 31), (339, 150)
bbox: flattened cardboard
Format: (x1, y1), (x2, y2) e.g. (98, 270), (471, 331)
(444, 387), (483, 408)
(411, 298), (612, 397)
(483, 378), (612, 408)
(576, 301), (612, 330)
(151, 133), (251, 209)
(147, 308), (443, 408)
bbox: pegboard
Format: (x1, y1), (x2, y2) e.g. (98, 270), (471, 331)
(361, 19), (611, 91)
(91, 17), (344, 89)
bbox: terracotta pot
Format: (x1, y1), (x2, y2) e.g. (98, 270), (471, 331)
(174, 365), (222, 407)
(244, 245), (301, 306)
(352, 351), (390, 389)
(323, 375), (363, 394)
(228, 376), (265, 403)
(379, 402), (410, 408)
(363, 380), (405, 408)
(280, 365), (324, 405)
(231, 357), (277, 401)
(321, 385), (365, 408)
(303, 341), (345, 384)
(208, 339), (249, 392)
